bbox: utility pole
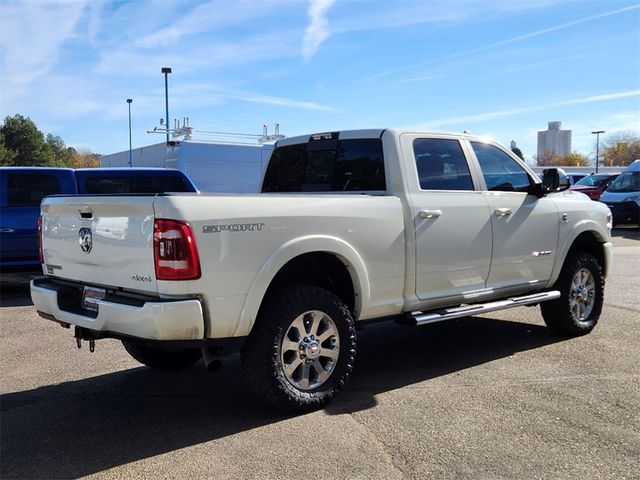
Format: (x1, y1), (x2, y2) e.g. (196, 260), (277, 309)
(127, 99), (133, 167)
(161, 67), (172, 145)
(592, 130), (605, 173)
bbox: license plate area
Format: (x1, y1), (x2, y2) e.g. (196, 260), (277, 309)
(82, 286), (107, 312)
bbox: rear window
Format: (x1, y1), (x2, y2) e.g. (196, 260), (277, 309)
(262, 138), (385, 192)
(7, 173), (61, 206)
(82, 175), (193, 194)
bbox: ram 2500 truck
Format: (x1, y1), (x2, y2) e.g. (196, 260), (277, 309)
(31, 129), (613, 411)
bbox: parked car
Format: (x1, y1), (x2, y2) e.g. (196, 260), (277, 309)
(31, 129), (612, 411)
(599, 159), (640, 226)
(0, 167), (197, 280)
(570, 173), (619, 201)
(566, 173), (587, 185)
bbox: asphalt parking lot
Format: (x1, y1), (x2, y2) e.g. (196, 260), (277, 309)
(1, 228), (638, 479)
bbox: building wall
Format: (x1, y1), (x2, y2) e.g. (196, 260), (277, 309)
(100, 143), (167, 167)
(537, 121), (572, 158)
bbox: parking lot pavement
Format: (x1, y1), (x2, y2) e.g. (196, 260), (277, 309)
(1, 228), (638, 479)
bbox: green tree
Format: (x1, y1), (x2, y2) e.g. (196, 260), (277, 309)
(511, 146), (524, 160)
(560, 152), (589, 166)
(601, 131), (640, 167)
(0, 114), (54, 166)
(0, 131), (17, 165)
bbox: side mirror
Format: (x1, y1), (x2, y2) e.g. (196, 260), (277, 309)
(540, 168), (570, 194)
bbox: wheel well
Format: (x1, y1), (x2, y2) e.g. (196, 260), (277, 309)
(262, 253), (356, 315)
(567, 231), (606, 275)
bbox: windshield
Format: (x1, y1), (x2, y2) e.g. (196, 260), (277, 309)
(606, 172), (640, 193)
(575, 174), (613, 187)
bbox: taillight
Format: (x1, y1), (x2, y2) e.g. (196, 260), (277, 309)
(154, 219), (201, 280)
(37, 215), (44, 263)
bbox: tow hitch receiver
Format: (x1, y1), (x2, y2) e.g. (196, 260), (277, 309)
(74, 326), (97, 352)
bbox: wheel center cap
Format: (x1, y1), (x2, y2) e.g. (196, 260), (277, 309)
(302, 341), (321, 360)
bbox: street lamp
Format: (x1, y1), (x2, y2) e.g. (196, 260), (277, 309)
(126, 98), (133, 167)
(592, 130), (605, 173)
(161, 67), (172, 145)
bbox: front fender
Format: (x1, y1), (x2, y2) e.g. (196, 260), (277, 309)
(233, 235), (370, 337)
(548, 219), (611, 286)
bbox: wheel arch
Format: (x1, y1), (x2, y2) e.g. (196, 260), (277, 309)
(549, 222), (611, 286)
(234, 235), (370, 337)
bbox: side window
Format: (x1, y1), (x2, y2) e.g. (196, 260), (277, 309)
(471, 142), (531, 193)
(262, 139), (385, 192)
(413, 138), (474, 191)
(7, 174), (61, 206)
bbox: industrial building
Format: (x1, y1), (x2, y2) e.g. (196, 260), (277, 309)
(537, 121), (572, 159)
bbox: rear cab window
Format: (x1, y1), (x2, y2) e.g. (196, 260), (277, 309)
(6, 173), (61, 206)
(262, 134), (386, 193)
(413, 138), (474, 191)
(80, 173), (196, 194)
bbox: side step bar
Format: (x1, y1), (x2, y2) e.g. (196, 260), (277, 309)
(411, 290), (561, 326)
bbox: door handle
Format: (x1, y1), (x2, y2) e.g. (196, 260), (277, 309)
(419, 210), (442, 219)
(0, 228), (16, 233)
(494, 208), (512, 217)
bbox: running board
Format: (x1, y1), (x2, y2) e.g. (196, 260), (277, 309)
(412, 290), (561, 326)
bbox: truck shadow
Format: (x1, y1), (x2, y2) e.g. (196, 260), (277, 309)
(1, 316), (562, 479)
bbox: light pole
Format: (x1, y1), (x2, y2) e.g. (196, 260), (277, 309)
(592, 130), (604, 173)
(161, 67), (172, 145)
(126, 99), (133, 167)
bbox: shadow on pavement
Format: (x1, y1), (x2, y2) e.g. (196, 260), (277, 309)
(0, 316), (563, 479)
(0, 284), (33, 307)
(611, 226), (640, 241)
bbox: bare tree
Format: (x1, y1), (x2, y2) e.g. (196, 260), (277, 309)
(601, 131), (640, 167)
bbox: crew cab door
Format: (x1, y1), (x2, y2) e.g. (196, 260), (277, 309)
(401, 135), (493, 304)
(468, 141), (558, 291)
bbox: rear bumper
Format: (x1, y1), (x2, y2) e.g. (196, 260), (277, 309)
(30, 279), (205, 341)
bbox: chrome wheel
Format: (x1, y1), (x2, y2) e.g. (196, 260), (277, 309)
(569, 268), (596, 321)
(280, 310), (340, 391)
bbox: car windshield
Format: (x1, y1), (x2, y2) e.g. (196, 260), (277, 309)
(605, 172), (640, 193)
(575, 175), (613, 187)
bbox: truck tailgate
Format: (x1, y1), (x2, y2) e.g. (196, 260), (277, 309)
(41, 196), (158, 293)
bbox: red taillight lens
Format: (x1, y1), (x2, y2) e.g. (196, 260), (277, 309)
(37, 215), (44, 263)
(154, 219), (201, 280)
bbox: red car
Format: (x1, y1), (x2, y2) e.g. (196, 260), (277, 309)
(570, 173), (620, 201)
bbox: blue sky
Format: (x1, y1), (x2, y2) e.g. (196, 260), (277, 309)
(1, 0), (639, 163)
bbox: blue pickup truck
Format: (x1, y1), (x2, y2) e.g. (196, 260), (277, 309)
(0, 167), (197, 280)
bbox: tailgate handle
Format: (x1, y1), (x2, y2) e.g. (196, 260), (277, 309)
(80, 212), (93, 219)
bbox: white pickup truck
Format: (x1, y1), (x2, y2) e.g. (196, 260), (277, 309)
(31, 129), (613, 411)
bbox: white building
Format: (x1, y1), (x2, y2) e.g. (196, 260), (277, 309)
(100, 142), (167, 167)
(537, 121), (572, 159)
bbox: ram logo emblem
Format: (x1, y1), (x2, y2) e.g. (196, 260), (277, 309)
(79, 228), (93, 254)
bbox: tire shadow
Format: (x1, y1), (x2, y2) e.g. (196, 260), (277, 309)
(0, 316), (562, 479)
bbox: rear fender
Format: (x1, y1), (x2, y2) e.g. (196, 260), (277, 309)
(234, 235), (370, 337)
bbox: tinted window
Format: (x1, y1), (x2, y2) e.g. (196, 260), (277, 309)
(606, 172), (640, 193)
(7, 173), (61, 206)
(471, 142), (531, 193)
(83, 175), (192, 194)
(262, 139), (385, 192)
(413, 139), (473, 191)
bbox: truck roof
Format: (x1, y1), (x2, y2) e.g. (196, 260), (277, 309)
(275, 128), (485, 147)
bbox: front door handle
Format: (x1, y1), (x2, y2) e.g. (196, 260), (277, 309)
(0, 228), (16, 233)
(494, 208), (512, 217)
(419, 210), (442, 219)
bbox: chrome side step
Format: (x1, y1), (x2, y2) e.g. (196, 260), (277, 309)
(412, 290), (561, 326)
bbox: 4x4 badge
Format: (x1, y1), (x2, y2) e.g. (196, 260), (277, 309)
(79, 228), (93, 253)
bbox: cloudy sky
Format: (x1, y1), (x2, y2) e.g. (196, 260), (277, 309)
(1, 0), (639, 162)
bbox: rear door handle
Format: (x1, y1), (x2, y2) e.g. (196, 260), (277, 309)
(419, 210), (442, 219)
(494, 208), (512, 217)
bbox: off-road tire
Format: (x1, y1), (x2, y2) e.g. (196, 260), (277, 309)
(541, 251), (604, 336)
(241, 285), (356, 412)
(122, 340), (202, 369)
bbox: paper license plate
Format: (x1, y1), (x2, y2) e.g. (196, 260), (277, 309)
(82, 286), (106, 312)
